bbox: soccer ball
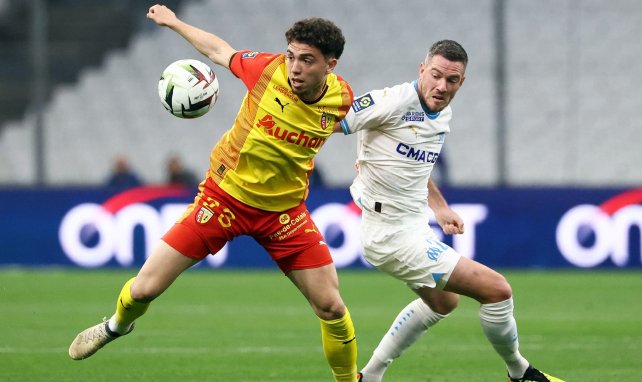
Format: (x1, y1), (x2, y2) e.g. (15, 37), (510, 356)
(158, 59), (219, 119)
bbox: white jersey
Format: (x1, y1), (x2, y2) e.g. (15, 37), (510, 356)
(340, 80), (452, 219)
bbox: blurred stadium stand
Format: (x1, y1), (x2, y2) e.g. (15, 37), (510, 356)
(0, 0), (641, 187)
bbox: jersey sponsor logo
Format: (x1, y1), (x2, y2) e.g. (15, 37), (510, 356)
(351, 94), (375, 113)
(272, 84), (299, 103)
(396, 142), (440, 163)
(196, 206), (214, 224)
(279, 213), (290, 224)
(269, 211), (308, 241)
(241, 51), (259, 59)
(256, 114), (326, 149)
(401, 111), (425, 122)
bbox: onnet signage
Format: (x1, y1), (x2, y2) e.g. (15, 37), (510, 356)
(556, 191), (642, 268)
(1, 186), (640, 269)
(57, 198), (488, 269)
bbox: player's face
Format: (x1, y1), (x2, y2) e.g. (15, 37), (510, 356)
(286, 41), (337, 102)
(418, 55), (466, 112)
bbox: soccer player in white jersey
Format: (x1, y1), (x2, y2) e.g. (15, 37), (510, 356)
(334, 40), (564, 382)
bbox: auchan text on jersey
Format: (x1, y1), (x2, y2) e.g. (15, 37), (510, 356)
(257, 114), (326, 149)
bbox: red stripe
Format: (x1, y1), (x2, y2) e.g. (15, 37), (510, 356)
(102, 186), (192, 214)
(599, 187), (642, 215)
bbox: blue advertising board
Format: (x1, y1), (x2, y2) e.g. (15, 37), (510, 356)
(1, 185), (641, 269)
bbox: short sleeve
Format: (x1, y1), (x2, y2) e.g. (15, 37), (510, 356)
(340, 88), (397, 135)
(230, 50), (280, 90)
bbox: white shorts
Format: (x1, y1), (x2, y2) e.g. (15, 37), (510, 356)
(360, 212), (461, 290)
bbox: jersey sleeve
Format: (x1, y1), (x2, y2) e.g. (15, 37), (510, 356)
(230, 50), (280, 90)
(340, 87), (398, 135)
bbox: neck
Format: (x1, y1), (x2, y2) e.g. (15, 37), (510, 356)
(300, 82), (327, 103)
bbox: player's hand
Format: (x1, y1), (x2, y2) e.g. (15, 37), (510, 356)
(147, 4), (178, 27)
(434, 208), (465, 235)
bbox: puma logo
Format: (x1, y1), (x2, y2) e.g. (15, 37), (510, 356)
(274, 97), (289, 112)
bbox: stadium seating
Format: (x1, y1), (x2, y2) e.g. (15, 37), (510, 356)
(0, 0), (641, 187)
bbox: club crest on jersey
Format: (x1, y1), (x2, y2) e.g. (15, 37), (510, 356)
(320, 112), (334, 130)
(196, 206), (214, 224)
(352, 94), (375, 113)
(241, 51), (259, 59)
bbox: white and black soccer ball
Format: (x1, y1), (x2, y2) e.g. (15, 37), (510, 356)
(158, 59), (219, 119)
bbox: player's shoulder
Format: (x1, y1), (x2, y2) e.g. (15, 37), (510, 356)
(231, 50), (283, 69)
(370, 82), (415, 107)
(327, 73), (353, 94)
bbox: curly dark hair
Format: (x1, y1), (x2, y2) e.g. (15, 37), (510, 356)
(428, 40), (468, 68)
(285, 18), (345, 59)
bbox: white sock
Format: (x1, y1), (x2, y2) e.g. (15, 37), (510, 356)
(361, 299), (446, 382)
(108, 314), (132, 335)
(479, 298), (529, 378)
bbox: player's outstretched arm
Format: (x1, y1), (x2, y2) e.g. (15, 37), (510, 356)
(428, 177), (465, 235)
(147, 4), (237, 69)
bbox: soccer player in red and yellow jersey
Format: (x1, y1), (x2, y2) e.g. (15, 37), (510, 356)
(68, 4), (357, 381)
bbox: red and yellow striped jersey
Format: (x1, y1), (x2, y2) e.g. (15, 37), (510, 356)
(206, 50), (353, 211)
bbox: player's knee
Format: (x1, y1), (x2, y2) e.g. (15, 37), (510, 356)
(424, 294), (459, 315)
(313, 299), (346, 320)
(440, 293), (459, 314)
(129, 280), (161, 303)
(489, 275), (512, 303)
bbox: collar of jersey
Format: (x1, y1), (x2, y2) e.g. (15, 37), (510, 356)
(413, 80), (440, 120)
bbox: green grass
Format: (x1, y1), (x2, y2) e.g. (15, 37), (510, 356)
(1, 268), (640, 381)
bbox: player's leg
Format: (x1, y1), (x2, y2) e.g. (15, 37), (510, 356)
(108, 183), (233, 338)
(360, 288), (458, 382)
(357, 220), (462, 382)
(445, 259), (565, 381)
(444, 256), (549, 380)
(68, 240), (199, 360)
(259, 202), (357, 381)
(112, 240), (199, 331)
(284, 253), (357, 382)
(68, 185), (228, 361)
(357, 216), (460, 381)
(259, 201), (357, 381)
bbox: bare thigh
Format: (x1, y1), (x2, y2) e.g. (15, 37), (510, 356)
(130, 240), (200, 302)
(287, 263), (346, 320)
(443, 256), (512, 304)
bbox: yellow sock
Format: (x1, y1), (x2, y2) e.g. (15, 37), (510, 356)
(320, 308), (358, 382)
(113, 277), (149, 333)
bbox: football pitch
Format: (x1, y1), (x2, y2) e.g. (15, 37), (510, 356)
(2, 268), (640, 381)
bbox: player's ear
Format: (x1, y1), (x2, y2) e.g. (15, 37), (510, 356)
(326, 58), (337, 73)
